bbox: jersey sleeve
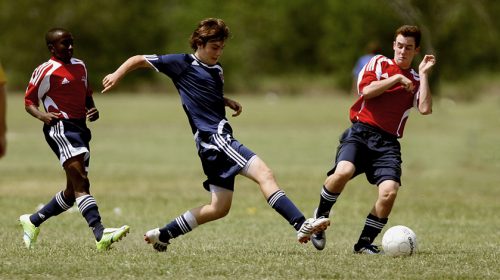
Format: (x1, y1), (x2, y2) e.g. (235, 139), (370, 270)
(24, 63), (52, 107)
(144, 54), (188, 79)
(0, 63), (6, 84)
(357, 55), (385, 95)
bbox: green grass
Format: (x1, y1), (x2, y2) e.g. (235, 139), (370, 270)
(1, 92), (499, 279)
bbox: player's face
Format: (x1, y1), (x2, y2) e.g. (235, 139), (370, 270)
(393, 34), (420, 69)
(195, 40), (225, 65)
(50, 32), (74, 63)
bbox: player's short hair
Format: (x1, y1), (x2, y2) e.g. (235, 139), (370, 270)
(45, 28), (71, 46)
(189, 18), (230, 51)
(395, 25), (421, 48)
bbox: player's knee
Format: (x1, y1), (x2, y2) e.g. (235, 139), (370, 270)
(211, 204), (230, 219)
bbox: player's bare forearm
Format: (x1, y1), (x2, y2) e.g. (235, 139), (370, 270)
(25, 104), (60, 125)
(224, 97), (242, 117)
(417, 55), (436, 115)
(417, 74), (432, 115)
(361, 75), (410, 99)
(85, 96), (100, 122)
(102, 55), (152, 93)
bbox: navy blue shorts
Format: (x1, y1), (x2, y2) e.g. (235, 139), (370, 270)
(195, 132), (256, 191)
(327, 122), (402, 186)
(43, 119), (91, 170)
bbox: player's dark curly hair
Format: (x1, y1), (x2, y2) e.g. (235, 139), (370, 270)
(190, 18), (230, 51)
(395, 25), (421, 48)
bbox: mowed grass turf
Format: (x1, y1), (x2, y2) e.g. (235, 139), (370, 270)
(1, 92), (499, 279)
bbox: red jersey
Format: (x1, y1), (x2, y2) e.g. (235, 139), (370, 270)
(351, 55), (420, 138)
(25, 57), (92, 119)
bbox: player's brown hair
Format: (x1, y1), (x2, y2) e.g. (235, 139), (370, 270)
(395, 25), (421, 48)
(189, 18), (230, 51)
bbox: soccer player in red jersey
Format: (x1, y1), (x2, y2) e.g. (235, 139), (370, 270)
(19, 28), (129, 251)
(310, 25), (436, 253)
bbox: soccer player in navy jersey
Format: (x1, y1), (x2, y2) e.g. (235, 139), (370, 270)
(102, 18), (329, 252)
(19, 28), (129, 251)
(310, 25), (436, 253)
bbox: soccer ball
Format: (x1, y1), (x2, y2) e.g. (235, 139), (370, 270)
(382, 225), (418, 257)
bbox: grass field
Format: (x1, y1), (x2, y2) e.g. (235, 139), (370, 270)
(1, 92), (499, 279)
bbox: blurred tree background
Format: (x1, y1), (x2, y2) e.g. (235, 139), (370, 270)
(1, 0), (498, 98)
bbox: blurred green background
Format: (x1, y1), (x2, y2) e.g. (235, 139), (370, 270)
(1, 0), (499, 98)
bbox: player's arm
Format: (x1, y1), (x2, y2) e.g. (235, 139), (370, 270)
(416, 55), (436, 115)
(224, 97), (242, 117)
(102, 55), (153, 93)
(25, 104), (60, 125)
(85, 95), (99, 122)
(361, 74), (414, 99)
(0, 82), (6, 157)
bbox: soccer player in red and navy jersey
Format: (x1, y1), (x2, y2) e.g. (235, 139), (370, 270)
(102, 18), (329, 252)
(310, 25), (436, 253)
(19, 28), (129, 251)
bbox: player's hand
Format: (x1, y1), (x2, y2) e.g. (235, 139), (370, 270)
(41, 112), (61, 125)
(86, 107), (100, 122)
(419, 55), (436, 75)
(399, 75), (415, 92)
(102, 73), (119, 93)
(224, 98), (242, 117)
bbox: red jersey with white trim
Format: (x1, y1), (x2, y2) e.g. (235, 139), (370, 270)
(351, 54), (420, 138)
(25, 57), (92, 119)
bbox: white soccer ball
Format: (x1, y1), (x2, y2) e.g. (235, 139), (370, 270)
(382, 225), (418, 257)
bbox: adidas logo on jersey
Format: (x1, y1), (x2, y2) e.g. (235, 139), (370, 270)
(61, 78), (70, 85)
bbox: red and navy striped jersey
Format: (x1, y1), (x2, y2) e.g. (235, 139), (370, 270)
(25, 57), (92, 119)
(351, 55), (420, 138)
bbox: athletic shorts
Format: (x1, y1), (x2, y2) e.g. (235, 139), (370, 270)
(43, 119), (91, 170)
(327, 122), (402, 186)
(195, 132), (256, 191)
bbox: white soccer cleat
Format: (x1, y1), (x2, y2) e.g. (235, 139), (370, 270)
(297, 217), (330, 244)
(144, 228), (169, 252)
(311, 208), (329, 250)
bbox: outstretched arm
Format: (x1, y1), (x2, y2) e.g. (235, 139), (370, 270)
(416, 54), (436, 115)
(102, 55), (152, 93)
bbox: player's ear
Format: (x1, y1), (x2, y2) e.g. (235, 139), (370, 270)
(47, 43), (54, 52)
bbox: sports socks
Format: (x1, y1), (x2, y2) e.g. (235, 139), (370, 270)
(76, 194), (104, 241)
(30, 191), (75, 227)
(316, 185), (340, 218)
(267, 190), (306, 231)
(354, 213), (388, 250)
(159, 211), (198, 243)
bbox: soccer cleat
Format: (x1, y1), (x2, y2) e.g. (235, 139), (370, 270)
(96, 225), (130, 251)
(311, 208), (328, 250)
(144, 228), (169, 252)
(353, 244), (382, 255)
(19, 214), (40, 249)
(297, 217), (330, 244)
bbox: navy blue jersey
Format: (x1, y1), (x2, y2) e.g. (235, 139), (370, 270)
(145, 54), (231, 135)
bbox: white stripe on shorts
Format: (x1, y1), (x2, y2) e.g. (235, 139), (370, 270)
(49, 121), (89, 166)
(213, 134), (247, 167)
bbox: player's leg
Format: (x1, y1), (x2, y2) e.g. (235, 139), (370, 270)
(145, 186), (233, 251)
(310, 160), (355, 250)
(241, 156), (329, 243)
(65, 155), (129, 251)
(353, 179), (399, 254)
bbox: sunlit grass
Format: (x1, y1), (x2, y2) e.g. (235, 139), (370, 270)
(1, 93), (499, 279)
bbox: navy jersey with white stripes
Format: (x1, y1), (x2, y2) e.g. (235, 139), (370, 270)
(145, 54), (231, 135)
